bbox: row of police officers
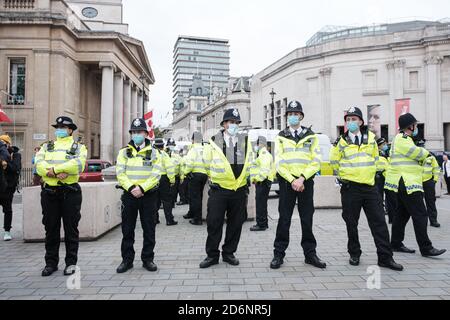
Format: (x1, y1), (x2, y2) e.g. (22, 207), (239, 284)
(35, 102), (446, 276)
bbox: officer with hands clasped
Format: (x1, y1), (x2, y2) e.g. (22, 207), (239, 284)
(115, 118), (163, 274)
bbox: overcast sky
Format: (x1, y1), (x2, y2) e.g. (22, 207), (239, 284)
(122, 0), (449, 127)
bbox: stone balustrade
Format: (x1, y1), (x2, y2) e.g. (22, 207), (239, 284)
(3, 0), (35, 9)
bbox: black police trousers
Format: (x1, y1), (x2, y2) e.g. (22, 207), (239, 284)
(171, 176), (180, 206)
(121, 190), (158, 264)
(385, 190), (398, 224)
(255, 180), (272, 228)
(340, 182), (393, 262)
(157, 175), (175, 223)
(274, 178), (317, 259)
(189, 173), (208, 221)
(0, 189), (14, 232)
(423, 179), (438, 224)
(41, 185), (82, 268)
(179, 177), (189, 204)
(391, 179), (433, 253)
(206, 186), (247, 259)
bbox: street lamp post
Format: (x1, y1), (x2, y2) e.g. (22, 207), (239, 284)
(269, 88), (276, 130)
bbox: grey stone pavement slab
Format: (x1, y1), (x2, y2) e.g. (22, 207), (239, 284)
(0, 194), (449, 300)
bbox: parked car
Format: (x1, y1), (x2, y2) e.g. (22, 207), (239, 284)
(79, 160), (112, 183)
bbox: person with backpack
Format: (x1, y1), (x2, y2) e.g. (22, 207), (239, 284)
(0, 135), (22, 241)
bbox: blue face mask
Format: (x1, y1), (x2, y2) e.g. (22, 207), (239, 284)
(412, 127), (419, 137)
(227, 124), (239, 136)
(288, 115), (300, 127)
(55, 129), (69, 139)
(347, 121), (360, 133)
(382, 145), (389, 153)
(132, 134), (145, 146)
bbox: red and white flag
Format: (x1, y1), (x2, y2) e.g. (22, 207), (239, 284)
(144, 110), (155, 139)
(0, 105), (12, 123)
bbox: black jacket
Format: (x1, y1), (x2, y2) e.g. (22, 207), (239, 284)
(3, 146), (22, 191)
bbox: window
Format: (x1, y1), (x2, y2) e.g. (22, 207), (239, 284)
(197, 103), (203, 111)
(307, 77), (318, 94)
(409, 71), (419, 89)
(4, 132), (24, 151)
(363, 71), (377, 90)
(8, 58), (26, 105)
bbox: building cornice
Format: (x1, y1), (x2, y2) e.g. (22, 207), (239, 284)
(259, 34), (450, 82)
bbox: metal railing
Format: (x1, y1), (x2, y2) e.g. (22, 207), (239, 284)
(18, 167), (34, 190)
(3, 0), (35, 9)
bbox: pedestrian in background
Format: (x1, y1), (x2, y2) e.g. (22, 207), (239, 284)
(0, 135), (22, 241)
(443, 153), (450, 195)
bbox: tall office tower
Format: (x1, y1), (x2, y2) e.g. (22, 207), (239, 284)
(173, 36), (230, 110)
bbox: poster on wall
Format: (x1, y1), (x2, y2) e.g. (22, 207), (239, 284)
(395, 98), (411, 132)
(367, 105), (382, 139)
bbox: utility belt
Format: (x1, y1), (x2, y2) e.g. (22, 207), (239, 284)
(209, 182), (248, 193)
(116, 184), (159, 195)
(339, 180), (373, 190)
(256, 179), (272, 186)
(42, 183), (81, 194)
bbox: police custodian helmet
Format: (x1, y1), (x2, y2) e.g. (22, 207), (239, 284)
(286, 101), (304, 117)
(221, 108), (242, 126)
(129, 118), (147, 133)
(51, 116), (78, 131)
(399, 113), (419, 130)
(345, 107), (364, 124)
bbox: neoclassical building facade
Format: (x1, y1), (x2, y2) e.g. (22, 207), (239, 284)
(0, 0), (154, 164)
(251, 20), (450, 150)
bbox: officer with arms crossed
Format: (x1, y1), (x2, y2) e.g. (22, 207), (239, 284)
(271, 101), (326, 270)
(330, 107), (403, 271)
(35, 117), (87, 277)
(200, 108), (253, 269)
(250, 136), (275, 232)
(153, 138), (178, 226)
(183, 132), (208, 226)
(386, 113), (446, 257)
(416, 139), (441, 228)
(115, 118), (163, 273)
(166, 139), (182, 209)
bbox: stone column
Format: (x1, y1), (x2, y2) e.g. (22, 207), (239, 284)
(137, 91), (144, 118)
(113, 72), (125, 157)
(319, 67), (333, 138)
(424, 55), (444, 150)
(99, 62), (115, 163)
(386, 59), (406, 141)
(123, 79), (132, 145)
(131, 84), (138, 121)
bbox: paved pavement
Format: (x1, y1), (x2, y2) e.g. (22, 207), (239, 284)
(1, 194), (450, 300)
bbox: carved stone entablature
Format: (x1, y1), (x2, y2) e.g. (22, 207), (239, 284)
(319, 67), (333, 76)
(424, 55), (443, 65)
(386, 59), (406, 70)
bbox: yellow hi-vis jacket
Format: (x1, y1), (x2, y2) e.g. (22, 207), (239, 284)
(36, 136), (87, 186)
(116, 141), (163, 192)
(250, 147), (276, 183)
(157, 149), (176, 184)
(330, 131), (380, 186)
(423, 155), (440, 183)
(183, 143), (207, 176)
(275, 127), (321, 183)
(377, 154), (390, 178)
(385, 133), (430, 194)
(167, 150), (182, 177)
(203, 132), (253, 191)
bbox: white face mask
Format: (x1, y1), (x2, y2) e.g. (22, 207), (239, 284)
(227, 124), (239, 136)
